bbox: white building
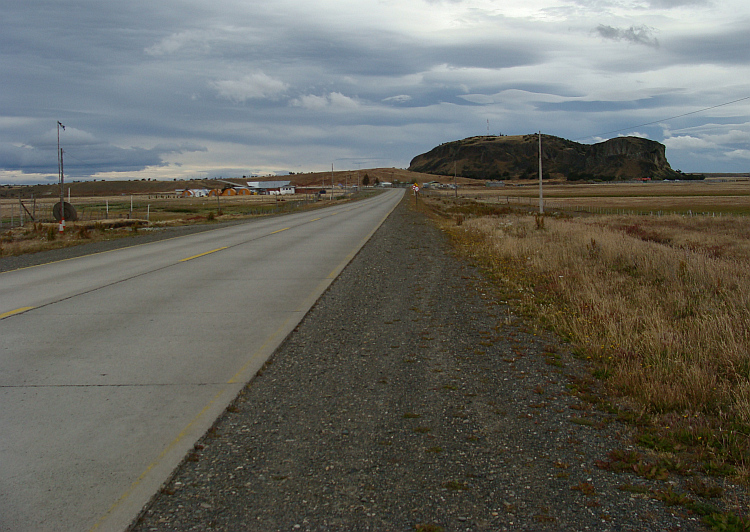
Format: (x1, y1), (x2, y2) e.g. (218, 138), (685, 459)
(246, 180), (296, 195)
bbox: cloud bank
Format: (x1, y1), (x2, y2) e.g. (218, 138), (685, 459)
(0, 0), (748, 182)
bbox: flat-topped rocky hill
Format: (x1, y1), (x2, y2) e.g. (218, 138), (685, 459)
(409, 134), (680, 181)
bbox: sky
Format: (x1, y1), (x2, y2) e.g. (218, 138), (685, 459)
(1, 0), (748, 184)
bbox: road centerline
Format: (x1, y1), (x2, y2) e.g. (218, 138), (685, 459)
(0, 306), (35, 320)
(179, 247), (228, 262)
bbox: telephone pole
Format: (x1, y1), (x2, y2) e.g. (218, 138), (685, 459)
(57, 121), (66, 232)
(538, 131), (544, 215)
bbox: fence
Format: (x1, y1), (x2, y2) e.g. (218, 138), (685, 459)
(420, 188), (748, 218)
(0, 194), (329, 229)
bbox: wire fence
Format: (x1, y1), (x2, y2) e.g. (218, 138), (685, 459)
(0, 193), (350, 229)
(420, 188), (749, 218)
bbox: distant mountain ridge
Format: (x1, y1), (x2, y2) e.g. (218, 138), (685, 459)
(409, 134), (680, 181)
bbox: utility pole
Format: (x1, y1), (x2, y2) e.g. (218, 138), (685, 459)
(57, 121), (65, 232)
(454, 161), (458, 198)
(538, 131), (544, 215)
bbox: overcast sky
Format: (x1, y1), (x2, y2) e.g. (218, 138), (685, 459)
(1, 0), (748, 184)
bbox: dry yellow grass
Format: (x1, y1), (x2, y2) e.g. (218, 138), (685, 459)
(426, 196), (750, 471)
(425, 179), (750, 215)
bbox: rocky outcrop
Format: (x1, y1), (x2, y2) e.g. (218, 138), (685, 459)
(409, 134), (678, 181)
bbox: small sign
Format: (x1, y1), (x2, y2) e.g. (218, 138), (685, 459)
(412, 184), (419, 193)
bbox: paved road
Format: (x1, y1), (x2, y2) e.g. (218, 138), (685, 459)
(0, 189), (403, 532)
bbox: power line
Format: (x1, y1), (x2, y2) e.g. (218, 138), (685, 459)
(574, 95), (750, 141)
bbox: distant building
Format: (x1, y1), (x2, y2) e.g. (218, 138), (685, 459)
(178, 188), (210, 198)
(246, 180), (296, 195)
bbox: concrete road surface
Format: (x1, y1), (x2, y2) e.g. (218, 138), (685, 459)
(0, 189), (403, 532)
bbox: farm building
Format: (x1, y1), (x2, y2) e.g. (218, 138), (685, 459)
(178, 189), (210, 198)
(246, 181), (296, 195)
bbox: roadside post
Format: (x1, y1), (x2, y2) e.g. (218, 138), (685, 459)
(412, 183), (419, 207)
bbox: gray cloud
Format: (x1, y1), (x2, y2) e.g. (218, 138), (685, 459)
(667, 28), (750, 65)
(0, 128), (207, 178)
(0, 0), (748, 181)
(596, 24), (660, 47)
(647, 0), (709, 7)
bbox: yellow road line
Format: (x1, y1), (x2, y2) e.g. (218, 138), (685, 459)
(310, 217), (321, 221)
(270, 227), (290, 234)
(179, 247), (228, 262)
(0, 306), (35, 320)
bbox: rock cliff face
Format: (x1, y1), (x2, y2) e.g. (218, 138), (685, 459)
(409, 134), (677, 181)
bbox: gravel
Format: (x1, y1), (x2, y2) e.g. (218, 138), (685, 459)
(5, 198), (719, 530)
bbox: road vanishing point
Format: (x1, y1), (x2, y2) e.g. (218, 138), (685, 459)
(0, 189), (404, 531)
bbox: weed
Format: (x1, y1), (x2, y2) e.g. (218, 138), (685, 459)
(442, 480), (468, 491)
(703, 460), (737, 477)
(76, 225), (91, 239)
(415, 524), (444, 532)
(654, 485), (691, 506)
(618, 483), (650, 495)
(686, 500), (722, 517)
(535, 213), (545, 230)
(596, 449), (641, 473)
(703, 512), (750, 532)
(633, 461), (669, 481)
(686, 478), (724, 498)
(403, 412), (421, 419)
(571, 481), (596, 496)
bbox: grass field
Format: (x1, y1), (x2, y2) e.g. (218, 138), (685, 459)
(426, 178), (750, 215)
(424, 194), (750, 494)
(0, 190), (364, 256)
